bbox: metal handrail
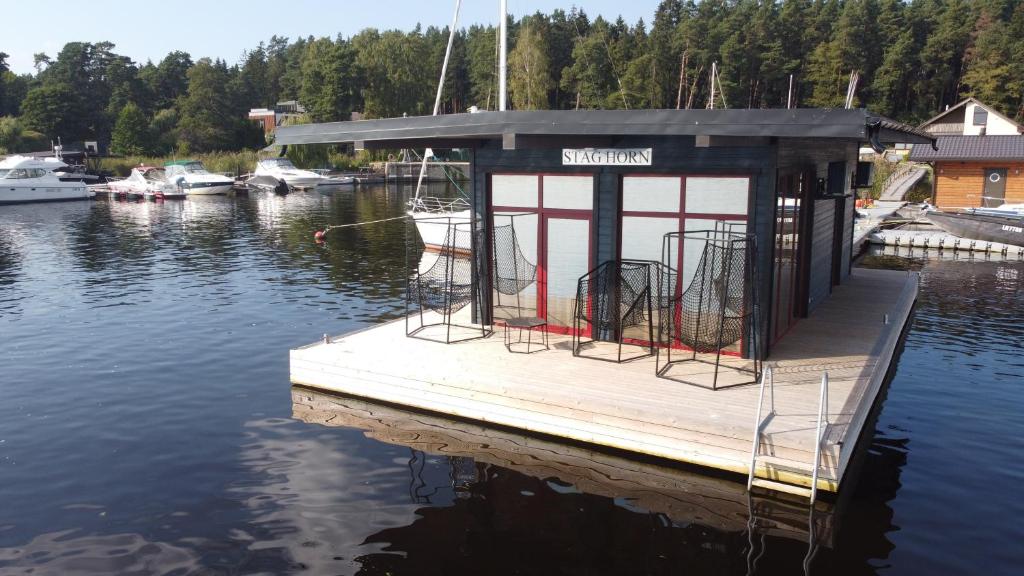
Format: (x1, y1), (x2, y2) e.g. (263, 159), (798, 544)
(746, 366), (774, 490)
(880, 162), (915, 194)
(410, 196), (471, 213)
(809, 372), (829, 504)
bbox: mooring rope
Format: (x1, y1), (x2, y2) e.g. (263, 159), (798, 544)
(314, 214), (410, 242)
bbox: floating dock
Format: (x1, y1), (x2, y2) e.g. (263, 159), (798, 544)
(870, 228), (1024, 256)
(291, 268), (918, 493)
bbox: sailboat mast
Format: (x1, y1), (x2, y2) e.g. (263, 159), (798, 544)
(433, 0), (463, 116)
(499, 0), (508, 111)
(414, 0), (463, 204)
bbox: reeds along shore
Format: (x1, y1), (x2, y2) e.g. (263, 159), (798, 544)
(100, 149), (375, 178)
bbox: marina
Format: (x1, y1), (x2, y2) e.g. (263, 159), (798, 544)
(3, 0), (1024, 573)
(1, 192), (1020, 574)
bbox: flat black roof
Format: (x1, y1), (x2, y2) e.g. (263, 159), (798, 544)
(275, 109), (934, 148)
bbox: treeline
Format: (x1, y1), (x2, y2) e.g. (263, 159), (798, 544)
(2, 1), (1023, 156)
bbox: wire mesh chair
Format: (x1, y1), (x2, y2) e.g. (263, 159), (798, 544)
(573, 259), (658, 362)
(405, 216), (492, 343)
(657, 228), (762, 389)
(492, 216), (547, 353)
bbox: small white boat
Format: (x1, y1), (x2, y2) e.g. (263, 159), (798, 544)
(317, 175), (357, 188)
(164, 160), (234, 195)
(107, 166), (183, 199)
(254, 158), (323, 189)
(409, 196), (473, 252)
(0, 156), (93, 204)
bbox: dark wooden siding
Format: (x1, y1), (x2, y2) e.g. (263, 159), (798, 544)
(807, 198), (835, 312)
(841, 194), (854, 277)
(775, 139), (858, 313)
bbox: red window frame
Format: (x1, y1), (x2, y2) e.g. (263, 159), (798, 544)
(618, 174), (753, 356)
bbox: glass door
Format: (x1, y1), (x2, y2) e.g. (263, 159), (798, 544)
(490, 174), (593, 333)
(541, 214), (592, 331)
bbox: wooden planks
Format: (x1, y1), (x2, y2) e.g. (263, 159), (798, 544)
(935, 161), (1024, 209)
(291, 268), (918, 492)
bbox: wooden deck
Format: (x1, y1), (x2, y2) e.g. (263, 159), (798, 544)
(291, 268), (918, 493)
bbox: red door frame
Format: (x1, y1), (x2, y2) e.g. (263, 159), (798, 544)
(490, 172), (595, 336)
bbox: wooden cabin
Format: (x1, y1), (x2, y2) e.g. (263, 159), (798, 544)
(911, 98), (1024, 209)
(280, 109), (931, 495)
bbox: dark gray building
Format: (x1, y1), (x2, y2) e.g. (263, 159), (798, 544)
(277, 109), (931, 355)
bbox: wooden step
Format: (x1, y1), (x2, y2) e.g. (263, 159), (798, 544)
(750, 477), (813, 499)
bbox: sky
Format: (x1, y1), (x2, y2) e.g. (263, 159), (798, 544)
(1, 0), (658, 75)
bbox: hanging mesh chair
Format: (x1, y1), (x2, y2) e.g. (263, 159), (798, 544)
(573, 260), (657, 363)
(657, 229), (762, 389)
(492, 223), (537, 298)
(406, 218), (491, 343)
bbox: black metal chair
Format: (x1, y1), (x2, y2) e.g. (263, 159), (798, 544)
(405, 218), (491, 343)
(656, 229), (762, 389)
(492, 220), (548, 353)
(572, 259), (657, 362)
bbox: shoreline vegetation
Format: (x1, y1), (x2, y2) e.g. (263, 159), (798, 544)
(2, 2), (1024, 160)
(100, 149), (378, 177)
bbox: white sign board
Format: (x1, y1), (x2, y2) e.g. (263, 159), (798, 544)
(562, 148), (652, 166)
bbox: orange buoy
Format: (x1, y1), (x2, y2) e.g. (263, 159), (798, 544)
(314, 230), (326, 242)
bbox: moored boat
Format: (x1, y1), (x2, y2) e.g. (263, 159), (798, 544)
(0, 156), (93, 204)
(925, 209), (1024, 247)
(164, 160), (234, 195)
(107, 166), (182, 199)
(254, 158), (323, 189)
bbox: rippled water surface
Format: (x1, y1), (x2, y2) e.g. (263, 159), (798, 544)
(1, 190), (1022, 575)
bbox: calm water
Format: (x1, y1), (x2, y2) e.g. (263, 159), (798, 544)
(1, 189), (1022, 575)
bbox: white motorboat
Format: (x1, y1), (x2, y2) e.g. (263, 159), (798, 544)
(107, 166), (183, 199)
(0, 156), (93, 204)
(317, 174), (357, 188)
(164, 160), (234, 195)
(254, 158), (324, 189)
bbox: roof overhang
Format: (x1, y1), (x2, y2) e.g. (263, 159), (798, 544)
(274, 109), (935, 150)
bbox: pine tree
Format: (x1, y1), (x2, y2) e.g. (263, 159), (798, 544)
(110, 102), (150, 155)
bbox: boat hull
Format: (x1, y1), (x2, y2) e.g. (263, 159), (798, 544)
(316, 177), (356, 189)
(182, 183), (234, 196)
(926, 211), (1024, 248)
(1, 184), (92, 204)
(281, 176), (323, 189)
(410, 209), (473, 252)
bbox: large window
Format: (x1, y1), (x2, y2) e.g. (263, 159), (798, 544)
(490, 174), (594, 333)
(619, 175), (751, 351)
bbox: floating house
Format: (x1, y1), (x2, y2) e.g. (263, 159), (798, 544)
(281, 109), (931, 498)
(911, 98), (1024, 209)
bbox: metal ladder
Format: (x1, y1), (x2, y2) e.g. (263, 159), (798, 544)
(747, 367), (830, 503)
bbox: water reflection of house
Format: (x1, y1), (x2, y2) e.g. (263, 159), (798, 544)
(293, 388), (834, 573)
(910, 98), (1024, 209)
(281, 109), (931, 496)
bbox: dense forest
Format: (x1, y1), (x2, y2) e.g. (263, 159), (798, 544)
(2, 0), (1023, 157)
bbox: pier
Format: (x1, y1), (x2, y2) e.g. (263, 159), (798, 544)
(292, 267), (917, 493)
